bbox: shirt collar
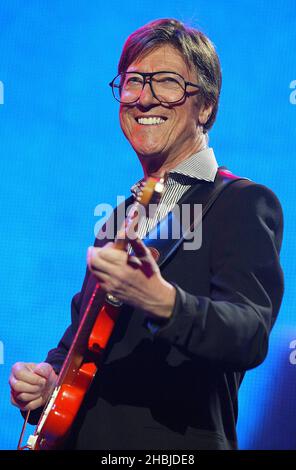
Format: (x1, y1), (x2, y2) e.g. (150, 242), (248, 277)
(169, 147), (218, 182)
(131, 147), (218, 196)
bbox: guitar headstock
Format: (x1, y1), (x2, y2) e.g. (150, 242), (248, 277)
(135, 175), (166, 207)
(114, 175), (166, 248)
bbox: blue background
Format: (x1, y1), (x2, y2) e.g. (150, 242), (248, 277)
(0, 0), (295, 449)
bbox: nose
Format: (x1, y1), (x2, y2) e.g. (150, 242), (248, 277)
(137, 80), (158, 107)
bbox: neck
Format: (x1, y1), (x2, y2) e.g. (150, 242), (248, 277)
(139, 133), (208, 178)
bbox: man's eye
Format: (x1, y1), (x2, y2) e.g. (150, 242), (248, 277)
(156, 77), (180, 85)
(164, 77), (178, 83)
(126, 77), (143, 85)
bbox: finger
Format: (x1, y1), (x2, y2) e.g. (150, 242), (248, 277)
(12, 363), (46, 387)
(128, 238), (159, 277)
(22, 396), (45, 411)
(90, 270), (111, 285)
(11, 395), (44, 411)
(88, 245), (127, 265)
(87, 242), (114, 260)
(88, 256), (114, 278)
(88, 247), (118, 272)
(127, 255), (142, 269)
(11, 393), (28, 410)
(26, 362), (38, 370)
(128, 237), (150, 258)
(99, 248), (128, 264)
(12, 391), (42, 403)
(9, 376), (43, 394)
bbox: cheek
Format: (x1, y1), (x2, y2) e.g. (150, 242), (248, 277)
(119, 110), (131, 137)
(177, 105), (198, 132)
(168, 111), (190, 137)
(119, 111), (127, 135)
(119, 107), (125, 126)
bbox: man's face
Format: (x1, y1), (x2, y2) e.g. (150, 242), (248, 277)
(119, 45), (205, 164)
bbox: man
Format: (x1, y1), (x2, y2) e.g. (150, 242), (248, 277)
(9, 18), (284, 450)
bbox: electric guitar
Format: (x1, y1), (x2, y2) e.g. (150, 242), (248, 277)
(18, 176), (165, 450)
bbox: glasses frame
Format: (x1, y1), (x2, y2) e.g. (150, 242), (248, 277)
(109, 70), (200, 105)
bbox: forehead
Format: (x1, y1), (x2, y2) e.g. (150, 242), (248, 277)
(126, 44), (192, 77)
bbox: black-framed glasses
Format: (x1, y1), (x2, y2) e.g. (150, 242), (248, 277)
(109, 71), (200, 105)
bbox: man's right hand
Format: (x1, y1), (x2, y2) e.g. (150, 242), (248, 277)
(9, 362), (57, 411)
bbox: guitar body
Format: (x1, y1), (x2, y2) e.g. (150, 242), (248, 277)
(33, 362), (97, 449)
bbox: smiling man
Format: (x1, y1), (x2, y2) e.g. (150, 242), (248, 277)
(117, 44), (211, 174)
(10, 18), (284, 450)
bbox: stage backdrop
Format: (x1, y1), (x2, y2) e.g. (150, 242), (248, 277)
(0, 0), (295, 450)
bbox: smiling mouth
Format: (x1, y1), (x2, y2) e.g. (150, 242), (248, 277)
(135, 116), (167, 125)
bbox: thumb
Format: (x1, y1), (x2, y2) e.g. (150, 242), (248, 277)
(33, 362), (54, 380)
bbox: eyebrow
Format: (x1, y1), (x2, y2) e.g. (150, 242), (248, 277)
(124, 69), (186, 75)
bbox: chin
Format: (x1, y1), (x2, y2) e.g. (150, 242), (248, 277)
(138, 150), (163, 158)
(131, 141), (168, 159)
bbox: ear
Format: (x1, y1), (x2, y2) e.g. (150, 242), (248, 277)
(198, 103), (213, 126)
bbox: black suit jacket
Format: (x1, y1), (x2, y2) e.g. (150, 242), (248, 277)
(41, 170), (284, 450)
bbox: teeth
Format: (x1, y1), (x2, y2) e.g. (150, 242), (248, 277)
(137, 117), (166, 125)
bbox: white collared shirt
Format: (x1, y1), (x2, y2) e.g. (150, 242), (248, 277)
(130, 147), (218, 240)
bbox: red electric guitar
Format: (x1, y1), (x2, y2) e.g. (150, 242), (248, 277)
(18, 176), (165, 450)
